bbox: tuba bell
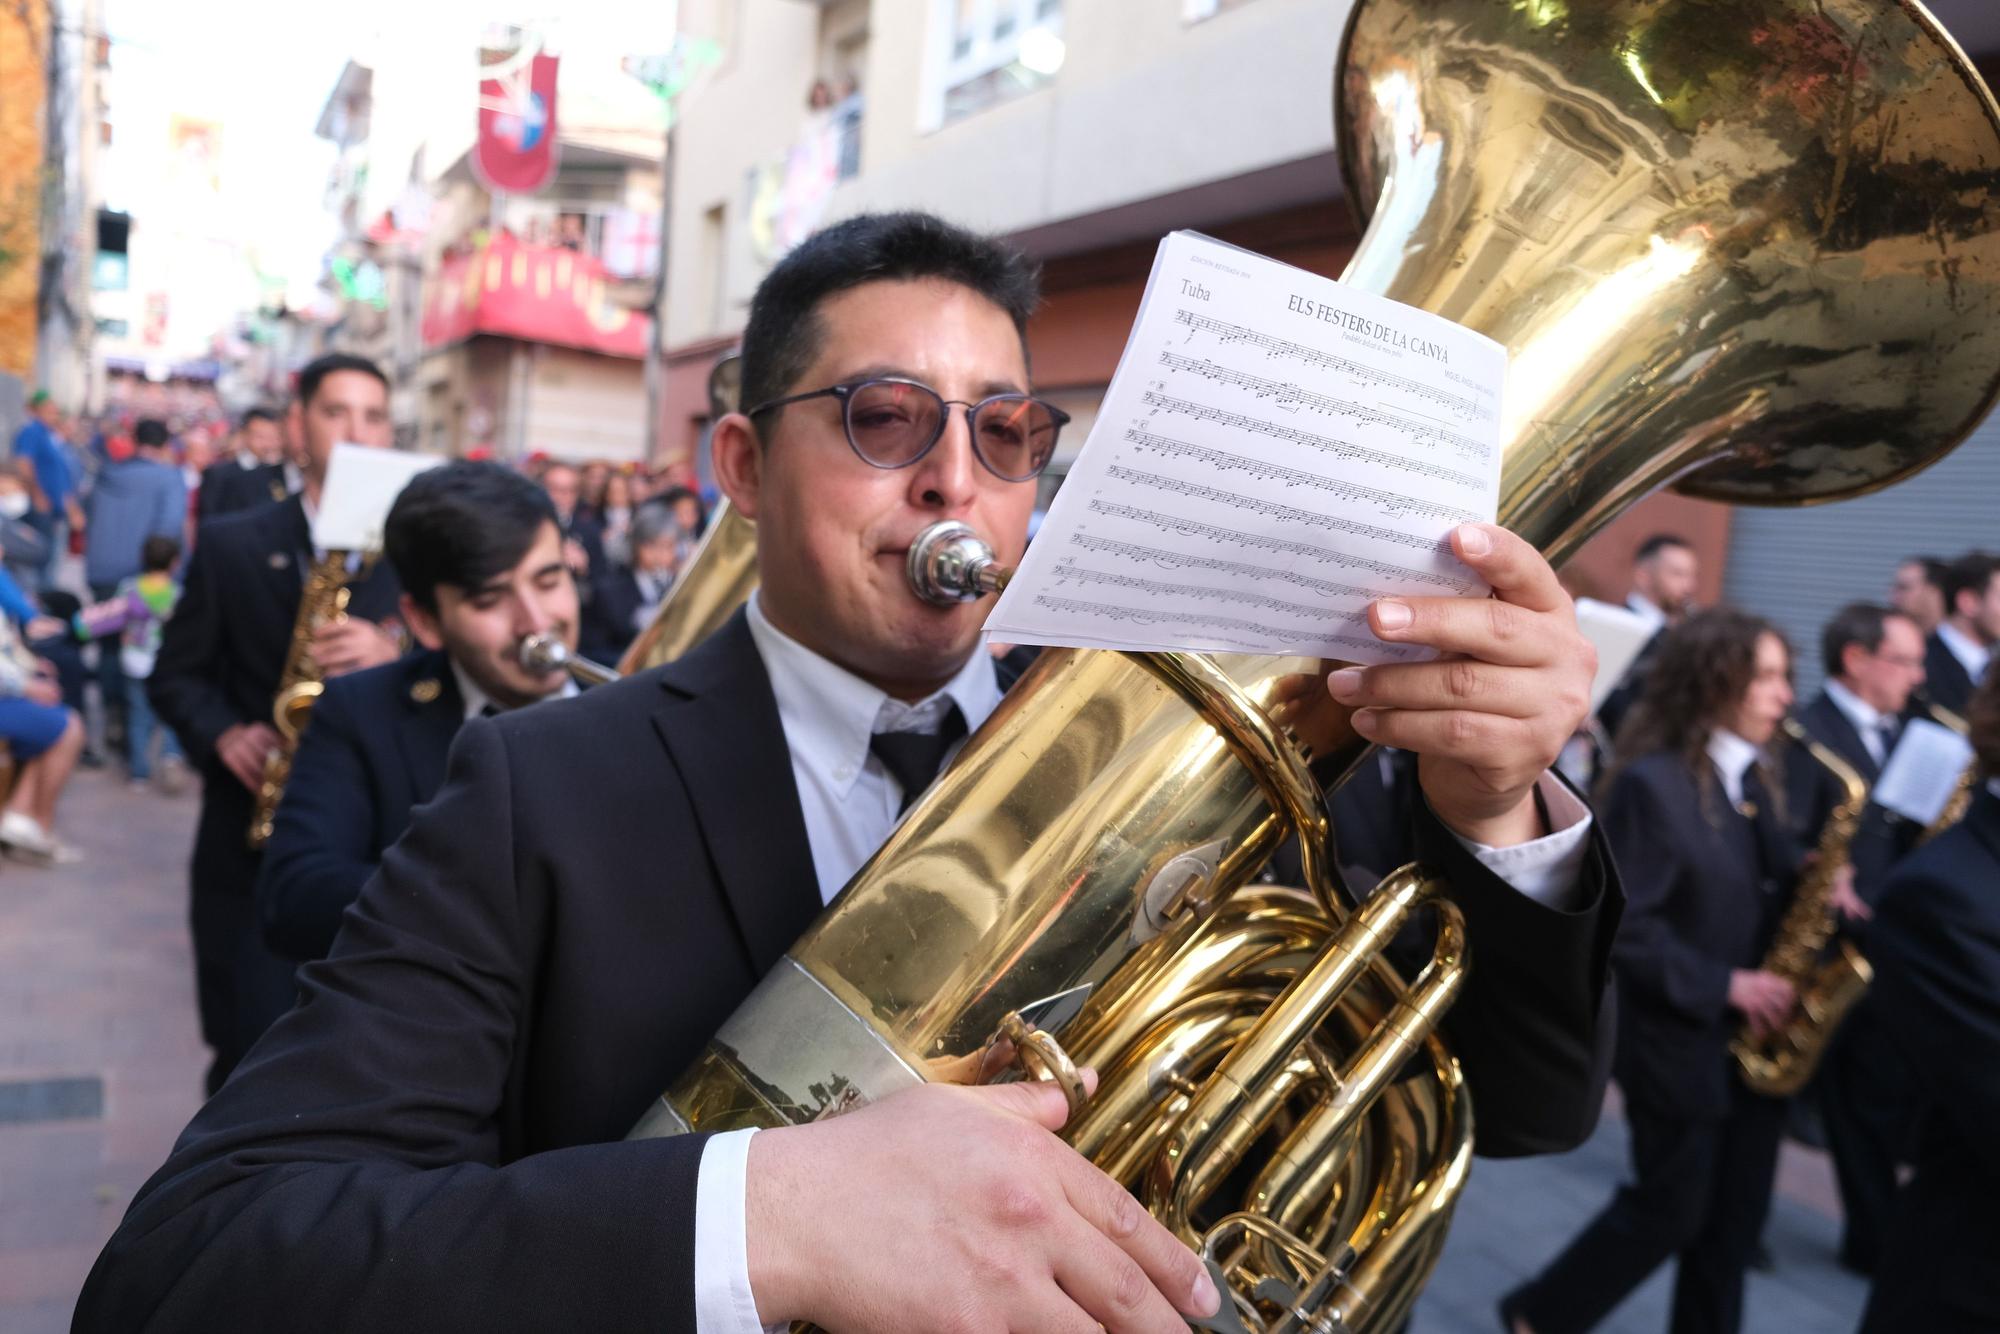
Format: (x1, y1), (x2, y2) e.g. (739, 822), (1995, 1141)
(632, 3), (2000, 1329)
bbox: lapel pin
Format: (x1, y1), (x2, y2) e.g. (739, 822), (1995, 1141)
(410, 679), (442, 704)
(268, 552), (290, 570)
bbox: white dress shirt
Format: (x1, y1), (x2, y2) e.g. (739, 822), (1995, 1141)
(1937, 620), (1992, 686)
(450, 658), (578, 721)
(1822, 678), (1893, 768)
(695, 600), (1598, 1334)
(1706, 728), (1763, 809)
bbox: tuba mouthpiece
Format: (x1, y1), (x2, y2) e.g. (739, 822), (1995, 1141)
(906, 521), (1010, 606)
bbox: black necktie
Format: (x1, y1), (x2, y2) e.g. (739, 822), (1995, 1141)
(480, 703), (500, 719)
(869, 705), (968, 814)
(1875, 718), (1899, 763)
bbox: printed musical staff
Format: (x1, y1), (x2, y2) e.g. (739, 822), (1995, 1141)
(1153, 354), (1491, 464)
(1075, 507), (1470, 590)
(1031, 593), (1418, 660)
(1055, 560), (1373, 623)
(1121, 430), (1481, 524)
(1102, 466), (1457, 553)
(1171, 308), (1491, 420)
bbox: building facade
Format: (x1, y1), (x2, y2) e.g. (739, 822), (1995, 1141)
(0, 0), (54, 411)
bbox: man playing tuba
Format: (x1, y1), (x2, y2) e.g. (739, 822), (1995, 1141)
(80, 214), (1619, 1333)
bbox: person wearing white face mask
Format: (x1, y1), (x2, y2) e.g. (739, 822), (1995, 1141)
(0, 472), (47, 591)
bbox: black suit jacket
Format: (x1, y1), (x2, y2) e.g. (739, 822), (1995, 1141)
(80, 612), (1621, 1331)
(1860, 788), (2000, 1332)
(1603, 751), (1799, 1118)
(1784, 692), (1920, 920)
(196, 459), (288, 522)
(581, 565), (654, 663)
(254, 649), (464, 963)
(148, 494), (403, 899)
(1922, 629), (1978, 716)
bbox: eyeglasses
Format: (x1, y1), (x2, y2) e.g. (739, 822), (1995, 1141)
(746, 377), (1068, 482)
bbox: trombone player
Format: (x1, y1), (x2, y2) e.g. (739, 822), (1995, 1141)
(255, 461), (583, 965)
(80, 213), (1620, 1333)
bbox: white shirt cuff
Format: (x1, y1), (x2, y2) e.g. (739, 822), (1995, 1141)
(1447, 771), (1594, 910)
(693, 1128), (782, 1334)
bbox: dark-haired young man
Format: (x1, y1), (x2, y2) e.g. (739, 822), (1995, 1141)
(149, 352), (406, 1094)
(1924, 550), (1999, 715)
(198, 406), (292, 521)
(83, 213), (1620, 1332)
(1598, 532), (1701, 740)
(256, 462), (581, 964)
(1887, 555), (1947, 638)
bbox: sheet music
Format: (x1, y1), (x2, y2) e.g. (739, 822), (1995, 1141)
(312, 443), (445, 552)
(1574, 598), (1657, 715)
(1872, 718), (1975, 826)
(987, 230), (1503, 664)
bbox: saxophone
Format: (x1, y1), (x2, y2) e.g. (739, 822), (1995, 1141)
(1732, 720), (1873, 1096)
(247, 551), (356, 849)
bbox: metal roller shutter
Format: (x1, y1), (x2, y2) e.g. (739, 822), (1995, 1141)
(1722, 412), (2000, 698)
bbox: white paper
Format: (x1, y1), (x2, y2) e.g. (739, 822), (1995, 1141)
(1574, 597), (1657, 715)
(987, 231), (1503, 665)
(1872, 718), (1976, 826)
(312, 443), (445, 552)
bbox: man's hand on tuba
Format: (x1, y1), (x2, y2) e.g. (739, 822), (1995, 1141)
(1327, 522), (1595, 848)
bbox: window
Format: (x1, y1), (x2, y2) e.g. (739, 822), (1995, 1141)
(929, 0), (1065, 128)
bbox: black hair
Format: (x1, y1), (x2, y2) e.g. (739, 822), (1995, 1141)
(240, 406), (279, 428)
(1821, 602), (1911, 680)
(383, 461), (561, 613)
(133, 419), (170, 449)
(737, 211), (1042, 426)
(140, 534), (181, 573)
(1942, 550), (2000, 619)
(1633, 533), (1693, 564)
(297, 352), (389, 409)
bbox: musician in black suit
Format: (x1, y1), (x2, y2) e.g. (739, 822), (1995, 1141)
(1779, 604), (1929, 1273)
(256, 462), (582, 964)
(82, 212), (1621, 1334)
(1506, 609), (1805, 1334)
(196, 406), (291, 522)
(540, 458), (608, 585)
(1920, 549), (1997, 716)
(1596, 533), (1699, 742)
(580, 504), (684, 663)
(147, 354), (406, 1095)
(1858, 670), (2000, 1332)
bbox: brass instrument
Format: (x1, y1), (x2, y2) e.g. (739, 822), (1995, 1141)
(518, 632), (619, 686)
(248, 551), (356, 849)
(1921, 701), (1976, 840)
(631, 4), (2000, 1330)
(1733, 720), (1873, 1096)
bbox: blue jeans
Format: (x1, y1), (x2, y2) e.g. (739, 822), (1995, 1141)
(124, 672), (181, 780)
(23, 511), (61, 592)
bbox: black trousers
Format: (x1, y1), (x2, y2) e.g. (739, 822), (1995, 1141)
(1819, 999), (1917, 1272)
(1509, 1083), (1786, 1334)
(188, 778), (298, 1095)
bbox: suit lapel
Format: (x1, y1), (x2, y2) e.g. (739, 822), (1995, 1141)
(651, 611), (819, 975)
(1806, 693), (1879, 782)
(259, 495), (310, 606)
(394, 650), (463, 804)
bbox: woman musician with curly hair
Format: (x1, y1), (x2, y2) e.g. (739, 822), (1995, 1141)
(1505, 608), (1806, 1334)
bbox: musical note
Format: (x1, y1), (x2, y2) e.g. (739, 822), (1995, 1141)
(1031, 593), (1420, 660)
(1171, 308), (1492, 420)
(1101, 466), (1462, 552)
(1076, 505), (1471, 589)
(1055, 560), (1375, 624)
(1120, 430), (1482, 524)
(1152, 354), (1491, 463)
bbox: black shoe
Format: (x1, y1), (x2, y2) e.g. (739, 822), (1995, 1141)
(78, 748), (107, 770)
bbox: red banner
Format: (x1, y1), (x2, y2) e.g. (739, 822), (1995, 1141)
(422, 233), (651, 359)
(475, 53), (560, 195)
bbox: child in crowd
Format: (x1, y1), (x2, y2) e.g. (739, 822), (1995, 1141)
(73, 534), (187, 792)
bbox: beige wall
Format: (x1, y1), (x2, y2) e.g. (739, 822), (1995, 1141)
(662, 0), (1352, 352)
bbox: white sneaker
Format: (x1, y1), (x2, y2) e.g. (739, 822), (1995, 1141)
(155, 753), (190, 796)
(0, 811), (56, 862)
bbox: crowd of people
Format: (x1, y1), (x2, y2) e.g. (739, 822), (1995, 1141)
(0, 209), (1985, 1333)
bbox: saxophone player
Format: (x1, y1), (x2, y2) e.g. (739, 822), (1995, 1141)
(1781, 602), (1928, 1274)
(82, 214), (1620, 1334)
(254, 462), (583, 966)
(146, 353), (405, 1095)
(1505, 609), (1803, 1334)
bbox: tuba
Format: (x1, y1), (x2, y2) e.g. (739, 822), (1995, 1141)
(1733, 719), (1873, 1096)
(633, 3), (2000, 1329)
(249, 551), (357, 848)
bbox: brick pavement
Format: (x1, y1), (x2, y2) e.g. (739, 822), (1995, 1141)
(0, 764), (1877, 1334)
(0, 765), (206, 1334)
